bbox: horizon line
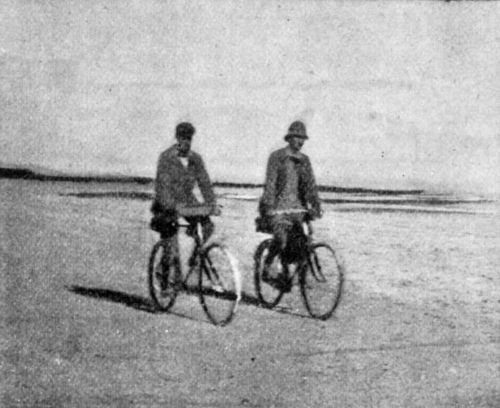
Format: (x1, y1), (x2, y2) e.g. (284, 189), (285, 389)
(0, 166), (425, 196)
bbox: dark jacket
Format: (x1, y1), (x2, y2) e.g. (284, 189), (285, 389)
(153, 145), (216, 212)
(260, 147), (321, 216)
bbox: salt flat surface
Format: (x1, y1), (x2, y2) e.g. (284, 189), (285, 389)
(2, 179), (499, 407)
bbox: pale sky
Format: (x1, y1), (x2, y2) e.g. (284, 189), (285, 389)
(1, 0), (499, 194)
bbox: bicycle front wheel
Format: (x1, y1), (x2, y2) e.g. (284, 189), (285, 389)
(148, 240), (179, 312)
(300, 243), (344, 320)
(199, 243), (241, 326)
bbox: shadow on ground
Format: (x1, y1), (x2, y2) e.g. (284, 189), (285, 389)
(67, 284), (207, 323)
(67, 285), (157, 313)
(67, 284), (313, 321)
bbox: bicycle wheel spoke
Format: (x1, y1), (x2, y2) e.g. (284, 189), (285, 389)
(310, 253), (327, 283)
(148, 241), (178, 311)
(199, 244), (240, 326)
(254, 239), (286, 308)
(301, 243), (344, 319)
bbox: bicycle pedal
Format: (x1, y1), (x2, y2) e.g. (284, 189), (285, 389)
(263, 273), (291, 292)
(156, 272), (169, 289)
(160, 285), (176, 297)
(281, 281), (293, 293)
(174, 281), (187, 292)
(211, 284), (225, 294)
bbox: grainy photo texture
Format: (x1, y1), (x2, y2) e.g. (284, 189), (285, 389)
(1, 1), (499, 407)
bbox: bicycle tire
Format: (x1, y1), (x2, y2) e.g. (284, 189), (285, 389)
(148, 240), (179, 312)
(199, 243), (241, 326)
(300, 242), (344, 320)
(254, 239), (286, 309)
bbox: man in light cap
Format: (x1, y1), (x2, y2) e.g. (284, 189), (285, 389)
(151, 122), (218, 243)
(258, 121), (322, 285)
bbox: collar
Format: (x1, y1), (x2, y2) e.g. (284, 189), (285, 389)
(285, 147), (305, 160)
(176, 145), (193, 158)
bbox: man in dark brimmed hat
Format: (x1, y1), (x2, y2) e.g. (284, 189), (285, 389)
(258, 121), (322, 286)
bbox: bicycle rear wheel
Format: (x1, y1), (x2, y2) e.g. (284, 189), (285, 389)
(254, 239), (286, 309)
(199, 243), (241, 326)
(148, 240), (179, 311)
(300, 242), (344, 320)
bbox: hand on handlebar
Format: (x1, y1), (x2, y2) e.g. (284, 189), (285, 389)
(175, 204), (221, 218)
(307, 208), (323, 220)
(211, 205), (222, 216)
(266, 208), (322, 220)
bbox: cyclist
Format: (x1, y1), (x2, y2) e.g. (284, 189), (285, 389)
(151, 122), (219, 260)
(257, 120), (322, 286)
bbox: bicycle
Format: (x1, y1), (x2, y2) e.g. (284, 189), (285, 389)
(148, 205), (241, 326)
(254, 209), (344, 320)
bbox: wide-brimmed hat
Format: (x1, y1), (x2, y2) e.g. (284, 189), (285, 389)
(284, 121), (308, 141)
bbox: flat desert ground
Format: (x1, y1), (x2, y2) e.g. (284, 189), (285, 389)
(1, 179), (499, 407)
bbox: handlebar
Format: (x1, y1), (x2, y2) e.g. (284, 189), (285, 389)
(176, 204), (221, 218)
(268, 209), (309, 216)
(266, 208), (316, 236)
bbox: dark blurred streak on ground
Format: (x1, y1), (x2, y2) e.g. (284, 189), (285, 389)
(67, 285), (157, 313)
(67, 284), (312, 321)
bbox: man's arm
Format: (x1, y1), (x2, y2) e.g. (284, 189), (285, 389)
(194, 155), (217, 206)
(154, 155), (176, 211)
(260, 152), (279, 213)
(304, 156), (322, 218)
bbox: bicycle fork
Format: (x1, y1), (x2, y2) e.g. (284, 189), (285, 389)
(307, 252), (327, 283)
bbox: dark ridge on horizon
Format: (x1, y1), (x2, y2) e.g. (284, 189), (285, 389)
(60, 191), (491, 207)
(214, 181), (425, 195)
(322, 197), (493, 205)
(0, 167), (151, 184)
(333, 207), (489, 215)
(1, 166), (424, 195)
(317, 185), (424, 195)
(63, 191), (153, 200)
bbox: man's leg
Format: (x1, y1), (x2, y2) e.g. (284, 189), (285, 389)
(271, 214), (293, 254)
(161, 233), (179, 263)
(263, 215), (292, 283)
(160, 216), (179, 258)
(159, 223), (180, 290)
(185, 216), (214, 243)
(267, 213), (305, 260)
(200, 216), (215, 243)
(184, 216), (213, 272)
(282, 215), (307, 264)
(264, 214), (305, 282)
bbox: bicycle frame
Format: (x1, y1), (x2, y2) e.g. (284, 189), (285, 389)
(174, 220), (223, 289)
(268, 208), (314, 256)
(149, 205), (240, 325)
(270, 218), (327, 288)
(254, 208), (343, 318)
(297, 222), (329, 283)
(174, 221), (204, 281)
(267, 220), (314, 286)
